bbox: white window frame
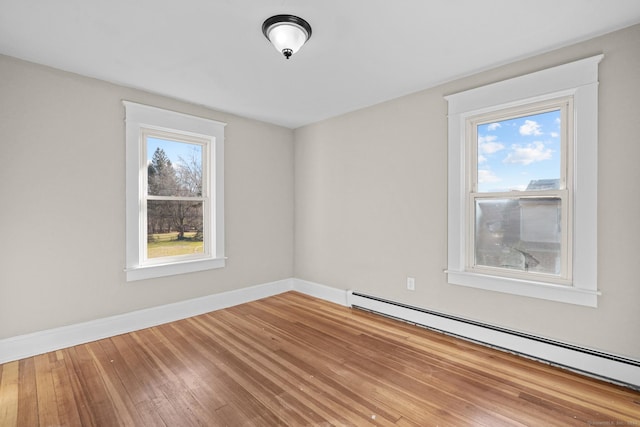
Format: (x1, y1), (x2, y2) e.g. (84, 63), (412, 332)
(124, 101), (226, 281)
(445, 55), (602, 307)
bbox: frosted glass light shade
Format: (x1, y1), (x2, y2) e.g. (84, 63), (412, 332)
(267, 24), (307, 55)
(262, 15), (312, 59)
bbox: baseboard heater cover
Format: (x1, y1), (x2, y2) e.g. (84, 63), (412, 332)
(347, 291), (640, 389)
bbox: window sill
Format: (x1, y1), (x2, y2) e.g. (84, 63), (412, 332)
(126, 257), (226, 282)
(446, 269), (599, 307)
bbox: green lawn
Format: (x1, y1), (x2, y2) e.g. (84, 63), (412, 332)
(147, 232), (203, 258)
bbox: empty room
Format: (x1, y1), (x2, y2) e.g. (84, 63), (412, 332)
(1, 1), (640, 425)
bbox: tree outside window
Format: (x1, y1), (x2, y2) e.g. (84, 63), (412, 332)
(145, 136), (206, 260)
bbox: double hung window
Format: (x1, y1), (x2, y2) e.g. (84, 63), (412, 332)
(468, 99), (572, 283)
(124, 102), (225, 281)
(144, 129), (208, 263)
(446, 55), (601, 306)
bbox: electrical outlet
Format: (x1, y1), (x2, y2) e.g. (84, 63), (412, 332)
(406, 277), (415, 291)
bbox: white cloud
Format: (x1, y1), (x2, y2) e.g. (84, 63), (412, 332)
(487, 122), (501, 131)
(550, 132), (559, 138)
(503, 141), (553, 165)
(478, 154), (487, 164)
(478, 135), (505, 154)
(478, 134), (496, 143)
(519, 120), (543, 136)
(478, 169), (501, 183)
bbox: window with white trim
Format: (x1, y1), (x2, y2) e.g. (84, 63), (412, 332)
(124, 102), (225, 281)
(445, 55), (602, 307)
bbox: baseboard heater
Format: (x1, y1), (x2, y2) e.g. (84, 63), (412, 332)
(347, 291), (640, 390)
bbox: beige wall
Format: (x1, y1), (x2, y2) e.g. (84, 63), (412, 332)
(0, 55), (294, 339)
(2, 24), (639, 361)
(294, 24), (640, 359)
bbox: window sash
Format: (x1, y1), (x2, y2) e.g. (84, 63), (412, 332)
(464, 98), (573, 285)
(141, 129), (212, 266)
(467, 190), (571, 284)
(468, 98), (572, 194)
(142, 198), (209, 265)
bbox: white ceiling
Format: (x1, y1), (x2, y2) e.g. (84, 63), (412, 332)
(2, 1), (640, 129)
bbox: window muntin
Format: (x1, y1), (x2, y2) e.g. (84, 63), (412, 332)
(466, 100), (572, 284)
(143, 130), (209, 264)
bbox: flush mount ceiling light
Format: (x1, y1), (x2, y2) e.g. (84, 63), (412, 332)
(262, 14), (312, 59)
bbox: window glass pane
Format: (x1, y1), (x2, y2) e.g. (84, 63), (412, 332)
(147, 200), (204, 259)
(475, 198), (561, 275)
(477, 110), (561, 193)
(147, 137), (203, 197)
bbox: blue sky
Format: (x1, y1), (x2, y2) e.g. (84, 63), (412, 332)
(476, 109), (561, 192)
(147, 137), (202, 167)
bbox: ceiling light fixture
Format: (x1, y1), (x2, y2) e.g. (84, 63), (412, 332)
(262, 14), (312, 59)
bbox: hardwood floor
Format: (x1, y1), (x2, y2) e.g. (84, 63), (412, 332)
(1, 292), (639, 426)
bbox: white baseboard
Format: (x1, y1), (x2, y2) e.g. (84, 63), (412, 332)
(0, 278), (350, 365)
(3, 278), (638, 390)
(292, 278), (349, 306)
(347, 290), (640, 389)
(0, 278), (295, 364)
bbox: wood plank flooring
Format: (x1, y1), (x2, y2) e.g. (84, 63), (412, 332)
(1, 291), (639, 426)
